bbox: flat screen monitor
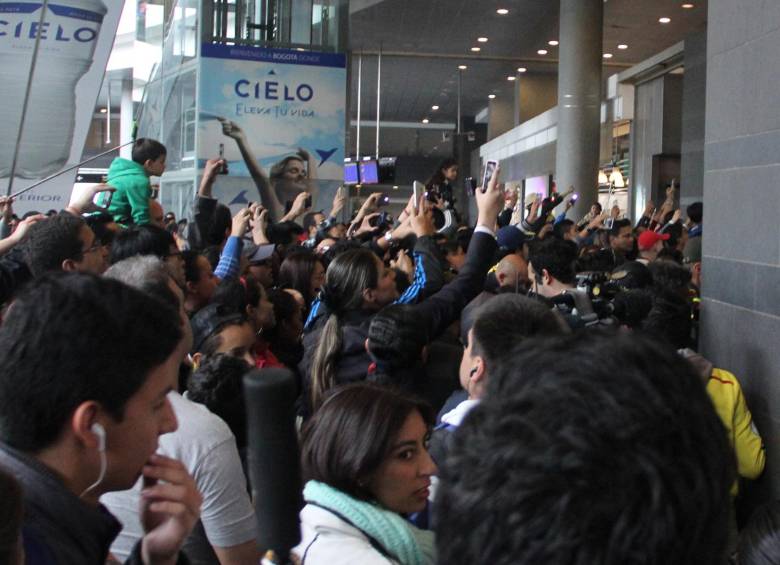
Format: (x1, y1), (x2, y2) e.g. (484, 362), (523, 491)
(344, 162), (359, 185)
(359, 160), (379, 184)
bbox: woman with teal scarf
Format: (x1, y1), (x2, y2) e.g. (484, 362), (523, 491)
(294, 383), (437, 565)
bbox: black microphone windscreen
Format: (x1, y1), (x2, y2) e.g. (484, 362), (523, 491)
(243, 368), (302, 558)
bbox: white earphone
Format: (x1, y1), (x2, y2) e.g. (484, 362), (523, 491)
(91, 423), (106, 452)
(81, 423), (107, 498)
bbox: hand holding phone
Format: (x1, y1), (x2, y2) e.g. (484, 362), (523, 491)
(218, 143), (228, 175)
(412, 181), (425, 211)
(481, 160), (498, 193)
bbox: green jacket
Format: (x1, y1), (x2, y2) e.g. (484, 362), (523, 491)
(105, 158), (151, 225)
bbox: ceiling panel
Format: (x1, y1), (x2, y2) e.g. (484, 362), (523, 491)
(348, 0), (707, 125)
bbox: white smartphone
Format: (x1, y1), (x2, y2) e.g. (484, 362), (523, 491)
(412, 181), (425, 211)
(481, 160), (498, 193)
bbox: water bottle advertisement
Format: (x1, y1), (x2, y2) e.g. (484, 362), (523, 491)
(196, 43), (347, 221)
(0, 0), (124, 214)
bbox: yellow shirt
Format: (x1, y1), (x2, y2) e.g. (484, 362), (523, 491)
(706, 368), (765, 495)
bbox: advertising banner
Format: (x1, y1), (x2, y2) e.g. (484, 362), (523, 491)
(0, 0), (124, 215)
(197, 43), (347, 220)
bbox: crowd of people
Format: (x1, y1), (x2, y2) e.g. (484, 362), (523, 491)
(0, 139), (774, 564)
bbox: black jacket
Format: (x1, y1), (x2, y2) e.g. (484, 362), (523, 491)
(298, 230), (498, 416)
(0, 443), (188, 565)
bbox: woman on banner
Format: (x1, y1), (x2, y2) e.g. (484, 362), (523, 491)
(218, 118), (318, 222)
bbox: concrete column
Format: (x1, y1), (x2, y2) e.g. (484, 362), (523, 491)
(120, 78), (134, 160)
(554, 0), (603, 219)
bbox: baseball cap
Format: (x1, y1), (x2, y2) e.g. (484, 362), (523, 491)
(244, 243), (275, 264)
(638, 230), (670, 251)
(496, 225), (527, 253)
(190, 303), (247, 354)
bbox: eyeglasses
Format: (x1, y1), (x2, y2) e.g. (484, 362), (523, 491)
(81, 241), (104, 255)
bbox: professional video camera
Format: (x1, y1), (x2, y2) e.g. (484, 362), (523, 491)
(575, 271), (622, 320)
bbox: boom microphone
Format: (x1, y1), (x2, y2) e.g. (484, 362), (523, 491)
(243, 368), (302, 563)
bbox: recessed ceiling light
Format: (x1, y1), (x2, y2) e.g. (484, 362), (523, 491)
(100, 108), (107, 113)
(548, 40), (559, 46)
(478, 37), (488, 43)
(603, 53), (613, 59)
(537, 49), (548, 55)
(659, 17), (671, 23)
(496, 8), (508, 15)
(507, 76), (516, 81)
(458, 65), (468, 70)
(471, 46), (481, 52)
(422, 118), (429, 124)
(618, 44), (628, 49)
(488, 94), (496, 99)
(431, 105), (439, 110)
(517, 67), (527, 73)
(681, 3), (694, 8)
(392, 185), (399, 189)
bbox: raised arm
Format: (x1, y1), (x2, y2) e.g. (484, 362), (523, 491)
(219, 118), (284, 221)
(412, 166), (503, 338)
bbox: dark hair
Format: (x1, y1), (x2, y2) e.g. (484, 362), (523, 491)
(687, 202), (703, 224)
(426, 157), (458, 188)
(552, 219), (575, 240)
(85, 212), (116, 247)
(656, 247), (684, 264)
(26, 213), (86, 276)
(437, 332), (733, 565)
(592, 202), (603, 213)
(187, 354), (251, 449)
(301, 382), (433, 501)
(202, 245), (222, 271)
(737, 501), (780, 565)
(131, 138), (167, 165)
(212, 275), (263, 313)
(612, 288), (655, 329)
(110, 224), (175, 264)
(278, 250), (323, 308)
(197, 312), (251, 358)
(642, 289), (693, 350)
(367, 305), (429, 379)
(664, 222), (684, 249)
(0, 466), (22, 565)
(265, 288), (300, 342)
(303, 211), (323, 232)
(608, 218), (632, 239)
(182, 250), (204, 284)
(576, 248), (616, 273)
(0, 274), (182, 451)
(470, 294), (566, 367)
(208, 204), (232, 247)
(648, 261), (691, 295)
(310, 249), (379, 409)
(528, 237), (577, 284)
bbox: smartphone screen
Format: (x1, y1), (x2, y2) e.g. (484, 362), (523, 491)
(481, 160), (497, 193)
(93, 190), (112, 208)
(412, 181), (425, 211)
(218, 143), (228, 174)
(464, 177), (476, 196)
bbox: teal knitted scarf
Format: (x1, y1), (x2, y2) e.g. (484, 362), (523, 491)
(303, 480), (435, 565)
